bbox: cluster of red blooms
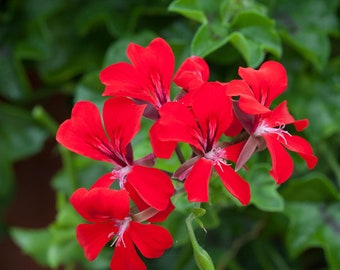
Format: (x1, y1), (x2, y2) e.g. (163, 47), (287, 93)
(56, 38), (318, 269)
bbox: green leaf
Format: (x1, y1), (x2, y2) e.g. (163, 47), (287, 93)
(281, 173), (340, 202)
(275, 0), (339, 70)
(0, 102), (48, 161)
(168, 0), (207, 23)
(191, 22), (230, 57)
(229, 32), (264, 67)
(285, 202), (340, 270)
(0, 47), (31, 100)
(280, 30), (330, 71)
(248, 165), (284, 212)
(229, 11), (281, 66)
(283, 175), (340, 270)
(10, 228), (51, 266)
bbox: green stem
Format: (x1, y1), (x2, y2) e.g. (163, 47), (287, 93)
(175, 144), (186, 164)
(32, 105), (59, 135)
(186, 212), (215, 270)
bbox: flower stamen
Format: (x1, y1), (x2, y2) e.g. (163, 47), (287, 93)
(205, 147), (229, 171)
(254, 121), (291, 144)
(111, 166), (131, 189)
(109, 217), (132, 248)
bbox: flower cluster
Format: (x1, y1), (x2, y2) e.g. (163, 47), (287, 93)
(56, 37), (318, 269)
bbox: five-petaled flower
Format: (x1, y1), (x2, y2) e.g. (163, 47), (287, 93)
(100, 38), (175, 112)
(152, 82), (251, 205)
(56, 97), (174, 211)
(227, 61), (318, 183)
(70, 187), (173, 270)
(234, 101), (318, 184)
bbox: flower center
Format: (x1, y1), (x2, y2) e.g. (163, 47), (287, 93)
(204, 147), (229, 171)
(108, 216), (132, 248)
(112, 166), (131, 189)
(254, 120), (291, 144)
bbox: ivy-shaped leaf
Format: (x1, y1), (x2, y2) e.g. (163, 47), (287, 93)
(248, 165), (284, 212)
(282, 174), (340, 270)
(229, 11), (281, 67)
(169, 0), (281, 66)
(168, 0), (209, 24)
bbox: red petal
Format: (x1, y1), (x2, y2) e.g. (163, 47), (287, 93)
(103, 97), (146, 158)
(214, 163), (250, 206)
(238, 61), (287, 108)
(156, 102), (203, 152)
(125, 181), (174, 223)
(265, 101), (308, 131)
(149, 121), (178, 158)
(100, 62), (152, 101)
(110, 234), (146, 270)
(225, 140), (247, 163)
(224, 109), (243, 137)
(281, 135), (318, 169)
(70, 188), (130, 222)
(184, 158), (213, 202)
(56, 101), (113, 163)
(264, 134), (294, 184)
(128, 38), (174, 89)
(127, 165), (174, 211)
(226, 80), (270, 114)
(90, 173), (115, 189)
(129, 222), (173, 258)
(148, 200), (175, 223)
(191, 83), (233, 144)
(174, 56), (209, 92)
(127, 38), (174, 107)
(76, 223), (114, 261)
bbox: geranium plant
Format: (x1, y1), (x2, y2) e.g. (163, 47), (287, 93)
(56, 37), (317, 270)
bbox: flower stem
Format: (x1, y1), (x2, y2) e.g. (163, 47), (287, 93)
(186, 212), (215, 270)
(32, 105), (58, 135)
(175, 144), (186, 164)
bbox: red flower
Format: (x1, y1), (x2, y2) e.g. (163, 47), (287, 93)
(235, 101), (318, 183)
(174, 56), (209, 93)
(227, 61), (287, 114)
(70, 188), (173, 270)
(100, 38), (174, 110)
(91, 173), (175, 223)
(56, 97), (174, 210)
(152, 82), (251, 205)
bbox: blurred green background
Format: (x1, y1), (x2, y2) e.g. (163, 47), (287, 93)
(1, 0), (340, 269)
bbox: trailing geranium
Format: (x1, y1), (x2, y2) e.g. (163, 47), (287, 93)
(56, 37), (318, 270)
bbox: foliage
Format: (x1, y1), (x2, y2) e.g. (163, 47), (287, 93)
(1, 0), (340, 269)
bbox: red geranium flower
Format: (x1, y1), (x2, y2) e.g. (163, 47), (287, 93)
(70, 187), (173, 270)
(100, 38), (174, 110)
(56, 97), (174, 211)
(152, 82), (251, 205)
(235, 101), (318, 183)
(227, 61), (287, 114)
